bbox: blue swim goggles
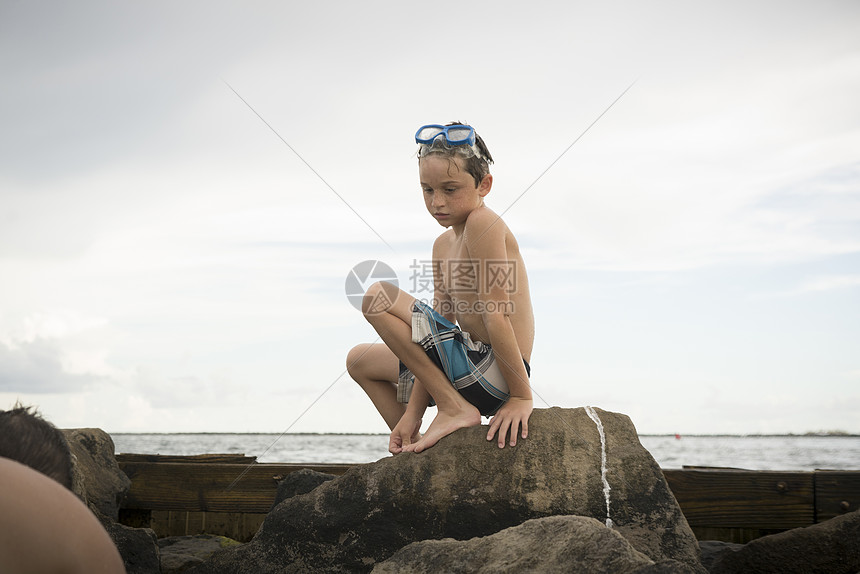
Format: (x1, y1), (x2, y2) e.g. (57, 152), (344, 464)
(415, 124), (485, 160)
(415, 124), (476, 147)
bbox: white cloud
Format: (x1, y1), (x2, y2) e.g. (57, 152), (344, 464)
(752, 271), (860, 300)
(21, 312), (105, 342)
(0, 338), (101, 393)
(797, 275), (860, 294)
(0, 311), (116, 394)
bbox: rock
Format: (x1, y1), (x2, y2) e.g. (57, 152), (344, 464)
(63, 428), (159, 573)
(62, 428), (131, 520)
(195, 407), (705, 573)
(374, 515), (700, 574)
(272, 468), (337, 510)
(697, 540), (743, 571)
(161, 553), (203, 574)
(159, 535), (242, 574)
(102, 519), (162, 574)
(635, 562), (704, 574)
(708, 508), (860, 574)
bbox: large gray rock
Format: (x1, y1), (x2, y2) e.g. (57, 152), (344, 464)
(272, 468), (337, 510)
(63, 428), (131, 520)
(196, 407), (704, 573)
(374, 515), (700, 574)
(697, 540), (743, 571)
(708, 508), (860, 574)
(159, 535), (242, 574)
(103, 519), (162, 574)
(63, 428), (160, 574)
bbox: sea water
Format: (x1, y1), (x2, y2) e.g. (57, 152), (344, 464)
(110, 432), (860, 470)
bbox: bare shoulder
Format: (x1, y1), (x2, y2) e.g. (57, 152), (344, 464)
(0, 457), (126, 574)
(463, 206), (518, 256)
(464, 205), (506, 236)
(432, 228), (456, 255)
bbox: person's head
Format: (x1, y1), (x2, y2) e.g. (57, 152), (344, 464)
(0, 404), (74, 489)
(416, 121), (493, 187)
(416, 122), (495, 228)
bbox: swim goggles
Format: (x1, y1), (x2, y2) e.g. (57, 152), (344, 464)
(415, 124), (476, 147)
(415, 124), (485, 160)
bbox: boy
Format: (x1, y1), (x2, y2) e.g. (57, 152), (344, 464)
(347, 123), (534, 454)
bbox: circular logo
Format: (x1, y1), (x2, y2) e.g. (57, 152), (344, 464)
(345, 260), (399, 312)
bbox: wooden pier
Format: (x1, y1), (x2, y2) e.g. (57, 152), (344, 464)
(116, 454), (860, 544)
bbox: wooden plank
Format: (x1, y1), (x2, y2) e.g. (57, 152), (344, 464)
(119, 462), (353, 513)
(151, 510), (170, 536)
(185, 511), (206, 536)
(167, 510), (187, 537)
(116, 453), (257, 464)
(815, 471), (860, 522)
(662, 469), (814, 528)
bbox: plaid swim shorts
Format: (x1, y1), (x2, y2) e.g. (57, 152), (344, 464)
(397, 300), (531, 416)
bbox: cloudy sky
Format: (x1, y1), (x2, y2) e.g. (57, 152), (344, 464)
(1, 1), (858, 436)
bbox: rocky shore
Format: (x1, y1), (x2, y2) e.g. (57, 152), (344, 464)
(61, 407), (860, 573)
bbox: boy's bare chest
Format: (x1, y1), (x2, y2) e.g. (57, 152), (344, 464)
(439, 241), (480, 297)
(438, 239), (516, 301)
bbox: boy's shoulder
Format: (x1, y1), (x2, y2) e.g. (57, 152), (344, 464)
(432, 228), (455, 252)
(466, 204), (502, 226)
(464, 206), (509, 245)
(432, 207), (513, 258)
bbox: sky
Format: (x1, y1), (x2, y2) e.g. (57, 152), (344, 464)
(1, 0), (859, 436)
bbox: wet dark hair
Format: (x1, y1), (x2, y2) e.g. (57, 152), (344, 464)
(418, 121), (494, 187)
(0, 403), (74, 489)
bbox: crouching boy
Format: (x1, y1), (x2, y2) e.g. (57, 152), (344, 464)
(347, 123), (535, 454)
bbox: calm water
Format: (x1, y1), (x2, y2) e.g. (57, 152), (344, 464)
(111, 433), (860, 470)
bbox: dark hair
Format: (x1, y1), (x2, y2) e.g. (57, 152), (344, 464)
(419, 121), (494, 187)
(0, 404), (74, 489)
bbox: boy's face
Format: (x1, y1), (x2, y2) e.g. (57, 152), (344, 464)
(419, 155), (491, 229)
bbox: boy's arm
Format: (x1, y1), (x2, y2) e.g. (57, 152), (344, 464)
(463, 212), (533, 448)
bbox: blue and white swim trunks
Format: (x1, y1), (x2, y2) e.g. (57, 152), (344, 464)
(397, 300), (531, 417)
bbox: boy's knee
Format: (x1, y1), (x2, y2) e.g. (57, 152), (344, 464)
(361, 281), (397, 317)
(346, 345), (364, 375)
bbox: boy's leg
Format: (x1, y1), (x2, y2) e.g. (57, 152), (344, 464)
(345, 343), (424, 450)
(362, 282), (481, 453)
(346, 343), (404, 430)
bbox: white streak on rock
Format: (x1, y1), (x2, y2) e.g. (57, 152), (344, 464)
(585, 405), (613, 528)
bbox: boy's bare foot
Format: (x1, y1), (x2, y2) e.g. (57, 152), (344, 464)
(402, 406), (481, 453)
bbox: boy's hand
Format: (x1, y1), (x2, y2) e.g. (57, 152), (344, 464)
(487, 397), (533, 448)
(389, 415), (422, 454)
